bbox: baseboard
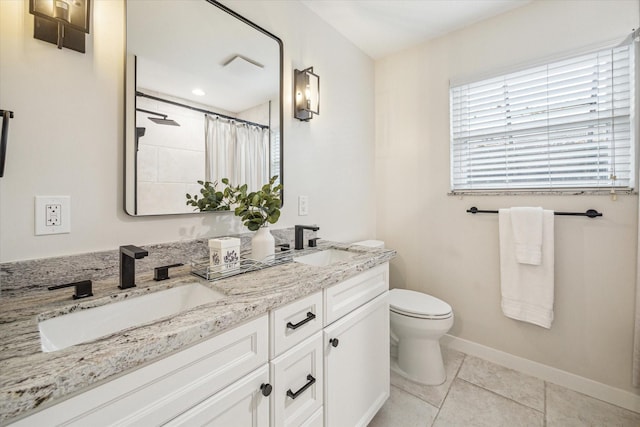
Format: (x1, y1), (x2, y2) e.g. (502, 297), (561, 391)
(441, 334), (640, 413)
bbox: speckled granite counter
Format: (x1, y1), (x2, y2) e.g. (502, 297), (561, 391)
(0, 241), (395, 424)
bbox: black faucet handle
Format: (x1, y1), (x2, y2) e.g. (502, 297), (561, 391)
(276, 243), (291, 251)
(308, 238), (320, 248)
(153, 263), (184, 281)
(48, 280), (93, 300)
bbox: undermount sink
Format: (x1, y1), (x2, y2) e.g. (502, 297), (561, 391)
(293, 249), (356, 267)
(38, 283), (225, 353)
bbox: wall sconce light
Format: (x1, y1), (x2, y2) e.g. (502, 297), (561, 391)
(294, 67), (320, 121)
(29, 0), (91, 53)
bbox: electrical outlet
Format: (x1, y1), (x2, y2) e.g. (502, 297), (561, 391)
(46, 204), (62, 226)
(35, 196), (70, 235)
(298, 195), (309, 216)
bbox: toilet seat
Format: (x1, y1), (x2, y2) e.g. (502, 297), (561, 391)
(389, 289), (452, 320)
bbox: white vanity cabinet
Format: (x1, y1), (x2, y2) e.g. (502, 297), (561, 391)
(323, 264), (390, 427)
(11, 262), (390, 427)
(11, 315), (270, 427)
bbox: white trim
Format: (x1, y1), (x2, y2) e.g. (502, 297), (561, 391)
(447, 189), (637, 197)
(442, 334), (640, 413)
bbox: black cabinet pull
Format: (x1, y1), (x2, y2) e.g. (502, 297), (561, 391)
(260, 383), (273, 397)
(329, 338), (339, 348)
(286, 374), (316, 400)
(286, 312), (316, 330)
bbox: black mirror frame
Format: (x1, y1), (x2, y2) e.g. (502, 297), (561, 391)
(123, 0), (284, 216)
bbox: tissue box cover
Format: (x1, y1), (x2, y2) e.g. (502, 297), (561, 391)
(209, 237), (240, 270)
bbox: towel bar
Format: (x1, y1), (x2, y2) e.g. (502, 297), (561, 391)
(466, 207), (602, 218)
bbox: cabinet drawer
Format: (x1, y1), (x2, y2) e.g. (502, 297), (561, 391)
(270, 291), (323, 358)
(12, 315), (268, 426)
(270, 332), (323, 427)
(164, 365), (270, 427)
(324, 263), (388, 325)
(300, 407), (323, 427)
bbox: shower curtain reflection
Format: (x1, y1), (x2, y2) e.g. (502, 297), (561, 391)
(205, 114), (269, 191)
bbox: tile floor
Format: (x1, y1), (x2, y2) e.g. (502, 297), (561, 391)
(369, 348), (640, 427)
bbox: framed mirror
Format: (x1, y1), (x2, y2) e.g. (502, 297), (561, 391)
(125, 0), (283, 216)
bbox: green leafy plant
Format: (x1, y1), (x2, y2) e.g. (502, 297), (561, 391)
(186, 176), (282, 232)
(227, 176), (282, 231)
(185, 180), (230, 211)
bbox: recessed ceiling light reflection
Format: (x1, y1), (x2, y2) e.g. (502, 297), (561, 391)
(192, 89), (205, 96)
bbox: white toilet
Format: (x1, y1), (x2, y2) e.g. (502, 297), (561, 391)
(389, 289), (453, 385)
(353, 239), (454, 386)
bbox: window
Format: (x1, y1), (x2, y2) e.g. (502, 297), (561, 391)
(270, 129), (281, 184)
(450, 43), (635, 192)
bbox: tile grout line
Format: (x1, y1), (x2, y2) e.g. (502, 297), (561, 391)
(543, 381), (548, 427)
(456, 377), (545, 417)
(430, 353), (467, 426)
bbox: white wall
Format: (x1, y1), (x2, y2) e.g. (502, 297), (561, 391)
(0, 0), (376, 262)
(375, 0), (639, 393)
(136, 93), (206, 215)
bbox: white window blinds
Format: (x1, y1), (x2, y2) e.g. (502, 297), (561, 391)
(450, 43), (635, 191)
(270, 130), (281, 184)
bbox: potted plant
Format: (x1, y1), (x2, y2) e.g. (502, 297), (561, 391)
(186, 176), (283, 261)
(185, 180), (231, 211)
(225, 176), (282, 261)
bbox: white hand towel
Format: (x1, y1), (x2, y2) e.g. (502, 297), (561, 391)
(510, 207), (543, 265)
(499, 208), (555, 329)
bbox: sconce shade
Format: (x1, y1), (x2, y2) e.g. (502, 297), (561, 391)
(294, 67), (320, 121)
(29, 0), (90, 53)
(30, 0), (90, 33)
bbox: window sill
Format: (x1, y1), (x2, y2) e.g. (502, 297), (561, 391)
(447, 189), (637, 197)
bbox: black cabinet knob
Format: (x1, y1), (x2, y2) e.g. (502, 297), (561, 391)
(260, 383), (273, 397)
(330, 338), (339, 348)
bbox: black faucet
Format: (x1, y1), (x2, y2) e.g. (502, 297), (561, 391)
(294, 225), (320, 250)
(119, 245), (149, 289)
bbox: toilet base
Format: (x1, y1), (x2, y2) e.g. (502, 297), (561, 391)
(392, 338), (446, 386)
(390, 357), (447, 386)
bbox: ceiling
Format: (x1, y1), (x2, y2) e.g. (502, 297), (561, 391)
(300, 0), (532, 59)
(128, 0), (279, 113)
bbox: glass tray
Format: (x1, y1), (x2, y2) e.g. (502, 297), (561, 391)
(191, 249), (296, 282)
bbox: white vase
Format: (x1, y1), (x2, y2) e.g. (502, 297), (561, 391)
(251, 226), (275, 262)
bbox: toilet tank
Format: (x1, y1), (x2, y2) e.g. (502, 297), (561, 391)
(352, 240), (385, 248)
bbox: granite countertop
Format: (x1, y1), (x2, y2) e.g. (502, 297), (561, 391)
(0, 242), (395, 424)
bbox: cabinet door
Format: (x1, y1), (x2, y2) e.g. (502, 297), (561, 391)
(164, 365), (270, 427)
(323, 292), (389, 427)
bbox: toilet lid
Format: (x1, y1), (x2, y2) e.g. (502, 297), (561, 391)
(389, 289), (452, 318)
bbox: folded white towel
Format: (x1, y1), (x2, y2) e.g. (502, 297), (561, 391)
(499, 208), (555, 329)
(510, 207), (543, 265)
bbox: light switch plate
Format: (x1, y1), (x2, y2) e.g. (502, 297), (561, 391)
(298, 195), (309, 216)
(35, 196), (71, 235)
